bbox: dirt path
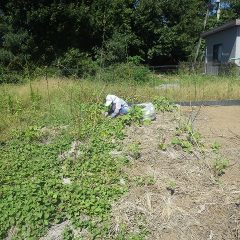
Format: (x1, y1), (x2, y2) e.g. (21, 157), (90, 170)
(111, 107), (240, 240)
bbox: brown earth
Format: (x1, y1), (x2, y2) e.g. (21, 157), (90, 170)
(111, 106), (240, 240)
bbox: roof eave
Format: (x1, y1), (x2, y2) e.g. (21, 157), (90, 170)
(201, 19), (240, 38)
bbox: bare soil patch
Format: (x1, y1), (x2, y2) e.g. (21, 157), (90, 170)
(111, 107), (240, 240)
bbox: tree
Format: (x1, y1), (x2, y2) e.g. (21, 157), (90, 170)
(1, 0), (237, 69)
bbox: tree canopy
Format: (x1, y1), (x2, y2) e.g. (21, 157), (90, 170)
(0, 0), (239, 71)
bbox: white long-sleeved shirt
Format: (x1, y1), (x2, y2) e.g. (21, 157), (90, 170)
(105, 95), (129, 118)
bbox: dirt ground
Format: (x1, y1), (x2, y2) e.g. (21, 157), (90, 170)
(111, 106), (240, 240)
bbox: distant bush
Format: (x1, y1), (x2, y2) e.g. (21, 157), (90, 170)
(95, 63), (155, 84)
(96, 32), (136, 66)
(218, 63), (239, 76)
(128, 55), (144, 65)
(178, 61), (204, 75)
(0, 30), (32, 71)
(56, 48), (98, 78)
(0, 68), (23, 84)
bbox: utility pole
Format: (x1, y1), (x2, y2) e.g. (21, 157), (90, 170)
(216, 0), (221, 21)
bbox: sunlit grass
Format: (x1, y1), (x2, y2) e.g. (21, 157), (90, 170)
(0, 74), (239, 141)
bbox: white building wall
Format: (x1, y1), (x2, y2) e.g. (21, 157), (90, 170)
(235, 26), (240, 66)
(205, 27), (238, 74)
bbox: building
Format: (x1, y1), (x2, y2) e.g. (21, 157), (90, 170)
(201, 19), (240, 75)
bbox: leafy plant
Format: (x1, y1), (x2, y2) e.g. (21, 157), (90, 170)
(166, 180), (177, 194)
(213, 157), (229, 176)
(57, 48), (97, 77)
(143, 119), (152, 126)
(121, 106), (143, 126)
(211, 142), (221, 153)
(134, 175), (156, 186)
(171, 137), (193, 153)
(172, 123), (203, 153)
(62, 226), (74, 240)
(153, 97), (177, 112)
(159, 143), (167, 151)
(128, 142), (141, 160)
(0, 89), (151, 239)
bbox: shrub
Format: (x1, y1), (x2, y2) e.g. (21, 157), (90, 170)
(56, 48), (98, 78)
(96, 32), (134, 66)
(213, 157), (229, 176)
(95, 63), (154, 84)
(0, 67), (23, 84)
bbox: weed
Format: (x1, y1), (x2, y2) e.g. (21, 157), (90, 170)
(115, 215), (149, 240)
(171, 137), (193, 153)
(153, 97), (176, 112)
(128, 142), (141, 160)
(0, 73), (239, 238)
(62, 226), (74, 240)
(159, 143), (167, 151)
(172, 123), (203, 153)
(166, 179), (177, 194)
(211, 142), (221, 153)
(0, 100), (138, 239)
(134, 175), (156, 186)
(143, 119), (152, 126)
(213, 157), (229, 176)
(121, 106), (143, 126)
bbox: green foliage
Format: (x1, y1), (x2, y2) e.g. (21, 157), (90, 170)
(211, 142), (221, 153)
(159, 143), (167, 151)
(0, 69), (23, 84)
(121, 106), (144, 126)
(153, 97), (177, 112)
(171, 137), (193, 153)
(0, 98), (149, 239)
(115, 215), (149, 240)
(57, 48), (98, 78)
(143, 119), (152, 126)
(94, 63), (153, 84)
(63, 226), (74, 240)
(172, 123), (202, 153)
(213, 157), (229, 176)
(134, 175), (156, 186)
(128, 56), (144, 65)
(0, 30), (31, 70)
(128, 142), (141, 160)
(98, 32), (132, 66)
(0, 0), (215, 73)
(166, 179), (177, 194)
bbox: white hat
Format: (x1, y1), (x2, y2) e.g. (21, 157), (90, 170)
(105, 95), (114, 106)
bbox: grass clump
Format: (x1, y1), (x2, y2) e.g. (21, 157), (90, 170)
(211, 142), (221, 153)
(134, 175), (156, 187)
(213, 157), (229, 176)
(153, 97), (177, 112)
(166, 179), (177, 195)
(128, 142), (141, 160)
(171, 123), (203, 153)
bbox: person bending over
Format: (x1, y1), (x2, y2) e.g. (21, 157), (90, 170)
(105, 94), (130, 118)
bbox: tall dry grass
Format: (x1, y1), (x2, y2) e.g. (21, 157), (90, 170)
(0, 74), (239, 141)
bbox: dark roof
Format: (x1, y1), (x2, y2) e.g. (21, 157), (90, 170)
(201, 19), (240, 38)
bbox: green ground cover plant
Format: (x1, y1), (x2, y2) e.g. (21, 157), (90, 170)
(0, 106), (129, 239)
(0, 79), (152, 239)
(213, 157), (229, 176)
(171, 123), (203, 153)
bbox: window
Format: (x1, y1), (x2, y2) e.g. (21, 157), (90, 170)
(213, 44), (222, 63)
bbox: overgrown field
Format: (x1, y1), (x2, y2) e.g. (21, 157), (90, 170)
(0, 74), (239, 239)
(0, 80), (139, 239)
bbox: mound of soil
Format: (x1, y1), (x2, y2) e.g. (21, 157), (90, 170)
(111, 106), (240, 240)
